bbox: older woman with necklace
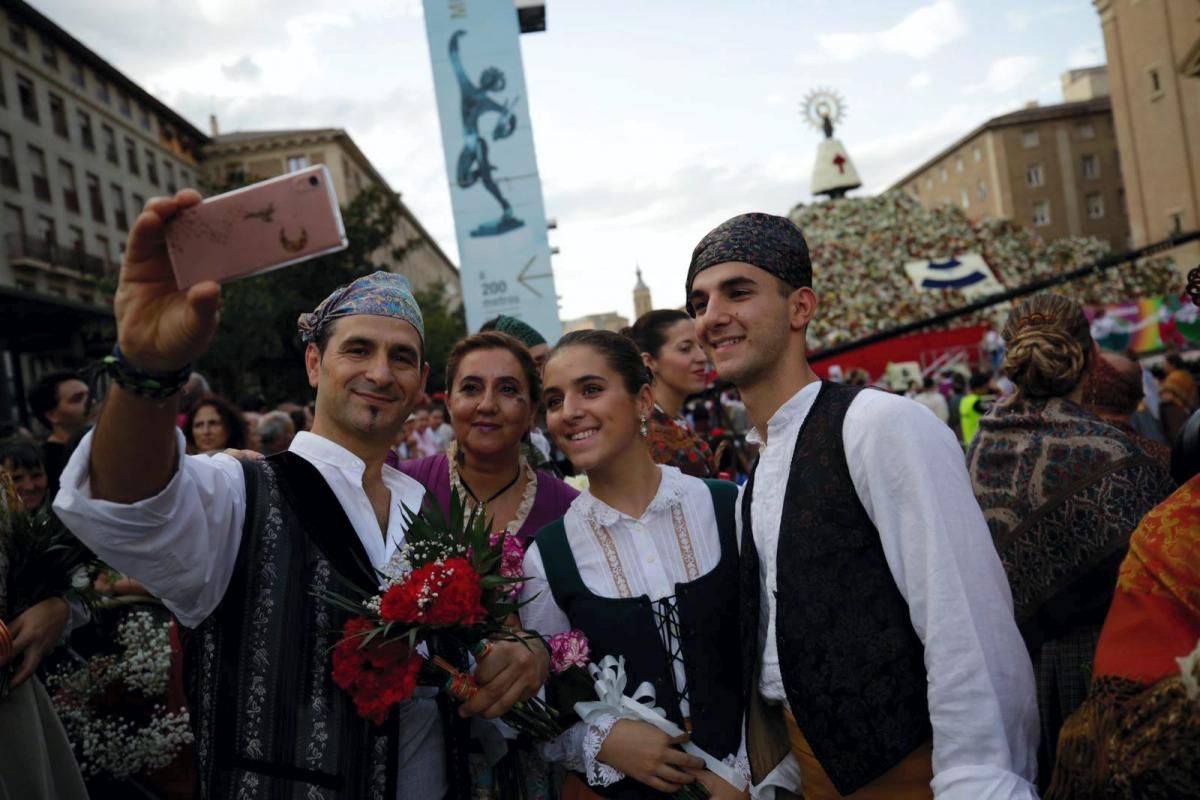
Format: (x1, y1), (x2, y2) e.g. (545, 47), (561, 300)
(395, 330), (577, 800)
(395, 331), (577, 542)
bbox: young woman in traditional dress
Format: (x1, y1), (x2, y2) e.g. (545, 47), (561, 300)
(521, 329), (746, 799)
(624, 310), (715, 478)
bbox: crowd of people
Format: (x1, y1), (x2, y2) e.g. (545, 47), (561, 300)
(0, 190), (1197, 800)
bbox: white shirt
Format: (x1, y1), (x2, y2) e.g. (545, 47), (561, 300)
(520, 465), (730, 785)
(54, 430), (426, 628)
(745, 382), (1039, 800)
(53, 429), (442, 798)
(913, 389), (950, 423)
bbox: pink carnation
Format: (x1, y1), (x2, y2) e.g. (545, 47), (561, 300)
(547, 629), (590, 674)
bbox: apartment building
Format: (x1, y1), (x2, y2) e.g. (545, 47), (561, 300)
(0, 0), (208, 421)
(890, 89), (1130, 252)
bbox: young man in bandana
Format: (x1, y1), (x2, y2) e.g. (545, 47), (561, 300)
(684, 213), (1039, 799)
(54, 190), (549, 799)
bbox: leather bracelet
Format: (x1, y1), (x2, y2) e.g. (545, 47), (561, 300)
(100, 345), (192, 399)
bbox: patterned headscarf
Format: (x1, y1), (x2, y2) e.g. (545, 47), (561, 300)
(297, 271), (424, 343)
(489, 315), (547, 348)
(685, 212), (812, 310)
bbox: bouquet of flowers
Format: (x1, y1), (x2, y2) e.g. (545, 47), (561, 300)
(47, 608), (193, 779)
(1, 503), (101, 696)
(320, 492), (559, 736)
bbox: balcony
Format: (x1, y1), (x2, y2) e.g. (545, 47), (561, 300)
(4, 232), (111, 277)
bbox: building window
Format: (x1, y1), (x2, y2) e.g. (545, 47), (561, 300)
(1086, 193), (1105, 219)
(1022, 129), (1040, 148)
(180, 168), (191, 187)
(118, 93), (131, 117)
(59, 159), (79, 213)
(164, 161), (176, 194)
(1026, 163), (1044, 187)
(68, 224), (83, 254)
(139, 106), (151, 132)
(86, 173), (105, 223)
(960, 189), (969, 209)
(40, 34), (57, 69)
(78, 110), (94, 150)
(0, 132), (17, 189)
(145, 149), (159, 185)
(955, 157), (964, 173)
(924, 176), (933, 190)
(49, 93), (68, 139)
(9, 22), (28, 50)
(35, 215), (55, 251)
(124, 138), (139, 175)
(102, 124), (117, 163)
(0, 63), (5, 108)
(4, 204), (26, 240)
(28, 145), (50, 203)
(286, 154), (311, 173)
(939, 166), (948, 182)
(131, 193), (145, 214)
(1078, 123), (1095, 140)
(17, 74), (38, 124)
(1032, 200), (1051, 227)
(1081, 154), (1100, 180)
(96, 79), (111, 105)
(96, 234), (111, 269)
(111, 184), (128, 231)
(977, 180), (988, 201)
(1148, 67), (1163, 97)
(68, 58), (86, 89)
(1118, 188), (1127, 216)
(973, 146), (981, 163)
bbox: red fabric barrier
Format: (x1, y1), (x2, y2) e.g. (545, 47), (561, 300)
(810, 325), (989, 380)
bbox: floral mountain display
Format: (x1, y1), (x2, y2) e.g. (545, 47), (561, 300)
(789, 192), (1181, 348)
(47, 608), (193, 780)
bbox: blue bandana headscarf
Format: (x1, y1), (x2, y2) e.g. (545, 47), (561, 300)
(297, 271), (425, 343)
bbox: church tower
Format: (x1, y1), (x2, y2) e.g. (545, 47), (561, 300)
(633, 266), (652, 319)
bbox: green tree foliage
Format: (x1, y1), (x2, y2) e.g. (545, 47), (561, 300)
(414, 281), (467, 396)
(195, 183), (464, 404)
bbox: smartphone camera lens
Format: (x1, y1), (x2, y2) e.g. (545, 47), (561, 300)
(308, 176), (319, 187)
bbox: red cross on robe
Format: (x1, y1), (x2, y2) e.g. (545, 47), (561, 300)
(832, 153), (847, 174)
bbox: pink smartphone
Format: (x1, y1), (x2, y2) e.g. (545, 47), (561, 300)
(165, 164), (348, 289)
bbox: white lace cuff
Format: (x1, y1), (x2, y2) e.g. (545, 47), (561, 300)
(724, 752), (751, 785)
(582, 713), (625, 787)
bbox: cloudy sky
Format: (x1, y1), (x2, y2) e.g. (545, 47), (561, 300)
(41, 0), (1106, 321)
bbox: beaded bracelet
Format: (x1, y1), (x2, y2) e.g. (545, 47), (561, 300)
(99, 345), (192, 399)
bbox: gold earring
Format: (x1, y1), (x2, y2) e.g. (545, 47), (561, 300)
(639, 416), (648, 438)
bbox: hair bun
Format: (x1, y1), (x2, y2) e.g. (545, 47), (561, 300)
(1003, 327), (1087, 398)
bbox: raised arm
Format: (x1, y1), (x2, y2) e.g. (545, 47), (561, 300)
(90, 191), (222, 503)
(448, 30), (472, 92)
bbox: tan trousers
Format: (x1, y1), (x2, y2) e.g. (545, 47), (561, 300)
(784, 710), (934, 800)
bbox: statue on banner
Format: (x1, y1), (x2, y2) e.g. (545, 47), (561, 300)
(450, 30), (525, 237)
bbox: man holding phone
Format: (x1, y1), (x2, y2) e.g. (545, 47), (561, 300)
(53, 190), (549, 799)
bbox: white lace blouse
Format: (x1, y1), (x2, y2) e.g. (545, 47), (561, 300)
(519, 465), (728, 786)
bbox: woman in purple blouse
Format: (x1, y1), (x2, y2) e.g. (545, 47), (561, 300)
(393, 331), (577, 543)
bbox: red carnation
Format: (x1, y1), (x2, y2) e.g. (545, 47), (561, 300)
(379, 558), (486, 627)
(332, 616), (422, 725)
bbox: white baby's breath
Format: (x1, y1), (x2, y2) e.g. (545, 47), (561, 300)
(1178, 638), (1200, 701)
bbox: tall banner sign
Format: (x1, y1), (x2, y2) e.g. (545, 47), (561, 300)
(423, 0), (562, 340)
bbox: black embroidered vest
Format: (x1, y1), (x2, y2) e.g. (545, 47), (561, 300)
(536, 479), (743, 800)
(740, 382), (931, 794)
(181, 452), (401, 800)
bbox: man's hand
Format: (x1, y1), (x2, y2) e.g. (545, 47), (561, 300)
(597, 720), (705, 794)
(115, 190), (222, 372)
(460, 634), (548, 719)
(688, 768), (750, 799)
(1, 597), (70, 688)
